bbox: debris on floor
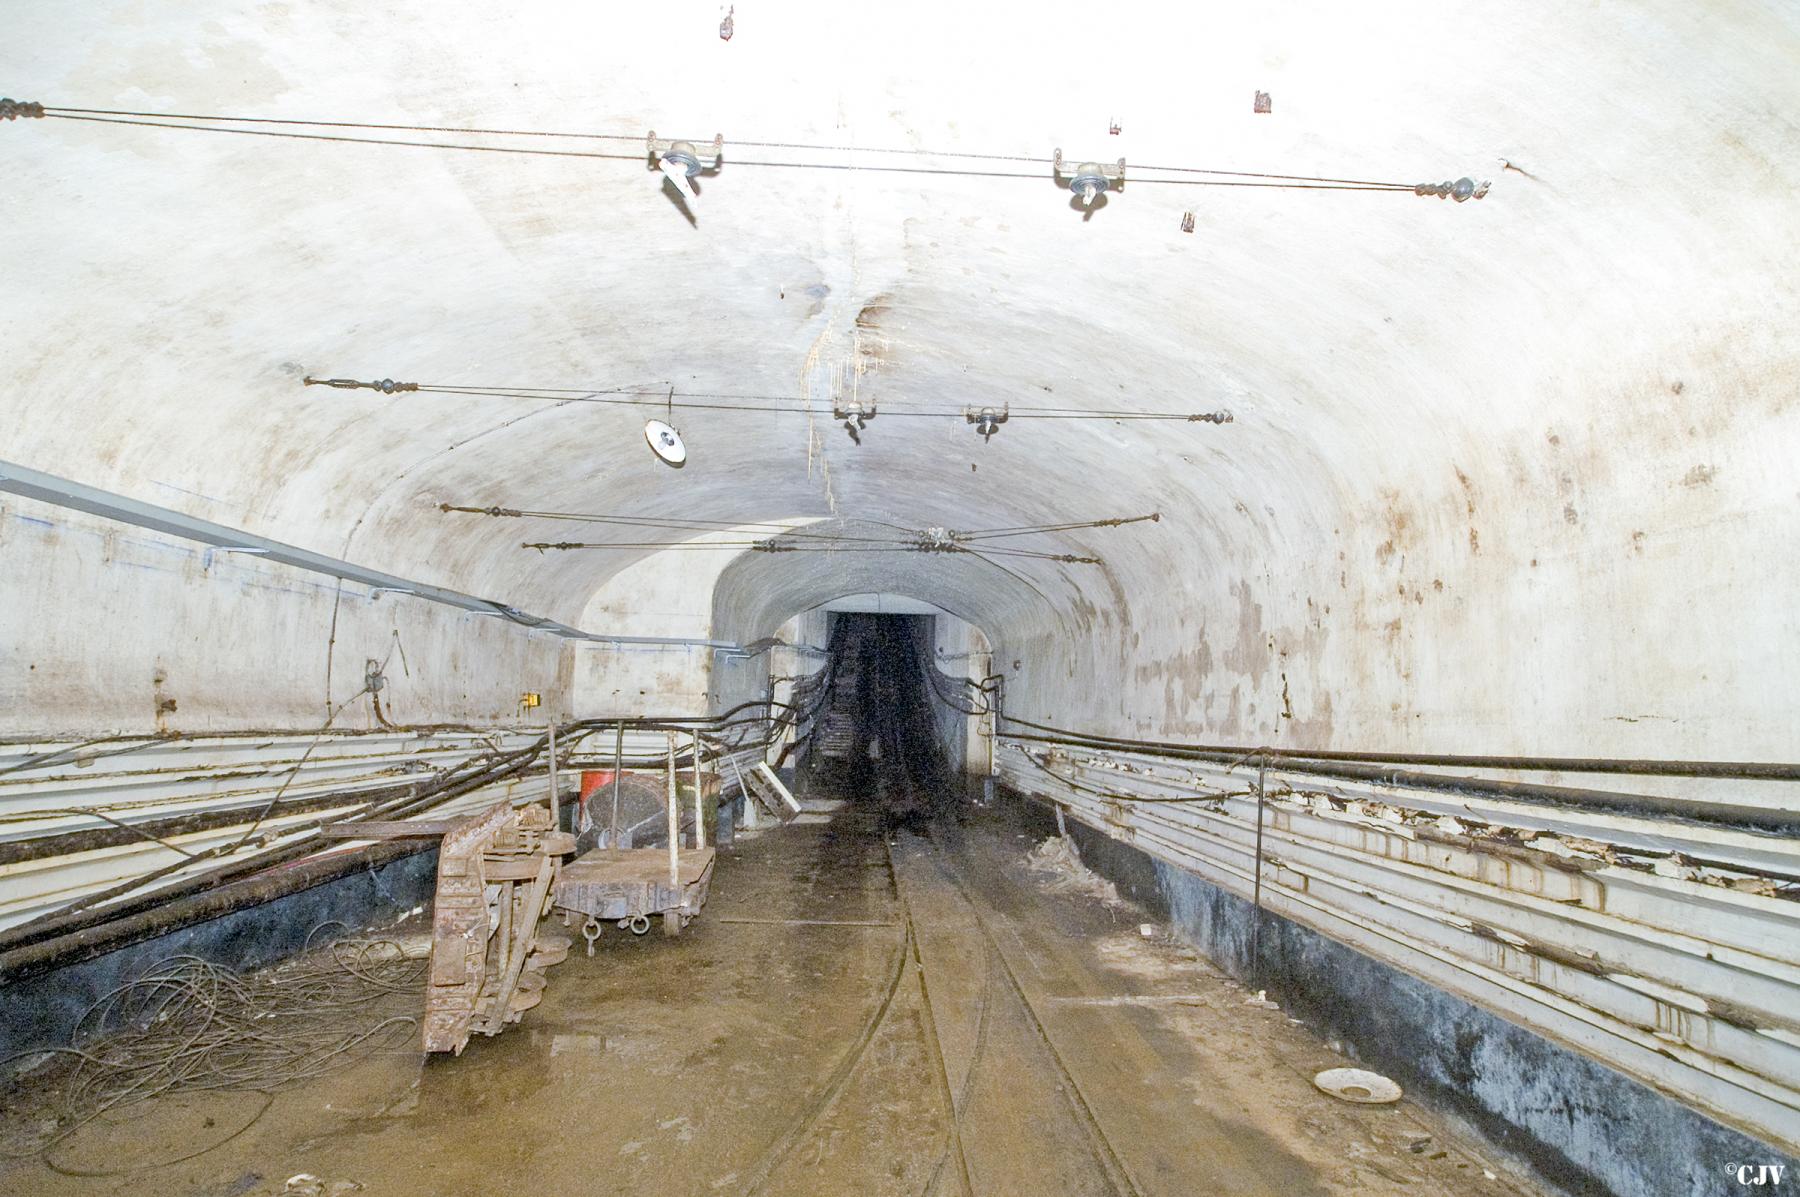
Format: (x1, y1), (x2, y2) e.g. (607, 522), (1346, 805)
(281, 1173), (363, 1196)
(1314, 1067), (1404, 1104)
(1022, 834), (1121, 906)
(0, 934), (426, 1170)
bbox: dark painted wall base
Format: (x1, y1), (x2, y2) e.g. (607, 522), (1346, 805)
(1007, 791), (1797, 1197)
(0, 849), (439, 1065)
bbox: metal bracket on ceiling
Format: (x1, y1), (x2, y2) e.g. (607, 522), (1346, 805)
(965, 404), (1009, 442)
(832, 396), (874, 443)
(1414, 177), (1491, 202)
(647, 131), (724, 168)
(647, 131), (724, 200)
(1053, 149), (1126, 208)
(916, 526), (964, 553)
(201, 545), (271, 570)
(303, 377), (418, 395)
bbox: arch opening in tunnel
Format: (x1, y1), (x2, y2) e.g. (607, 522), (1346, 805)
(793, 611), (990, 823)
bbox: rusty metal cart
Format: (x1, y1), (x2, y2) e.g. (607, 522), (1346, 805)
(554, 729), (719, 950)
(554, 845), (716, 948)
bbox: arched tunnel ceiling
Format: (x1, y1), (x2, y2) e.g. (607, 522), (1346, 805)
(5, 2), (1799, 655)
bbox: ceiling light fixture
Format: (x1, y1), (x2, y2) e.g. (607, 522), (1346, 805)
(645, 419), (687, 466)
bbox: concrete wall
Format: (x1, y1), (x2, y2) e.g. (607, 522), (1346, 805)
(0, 497), (570, 736)
(926, 615), (993, 786)
(997, 384), (1799, 764)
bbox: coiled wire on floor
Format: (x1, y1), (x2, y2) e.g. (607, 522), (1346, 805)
(0, 929), (427, 1167)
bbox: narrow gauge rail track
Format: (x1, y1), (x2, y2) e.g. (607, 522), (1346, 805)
(738, 616), (1143, 1196)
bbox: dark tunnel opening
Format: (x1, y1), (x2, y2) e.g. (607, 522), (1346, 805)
(805, 612), (962, 824)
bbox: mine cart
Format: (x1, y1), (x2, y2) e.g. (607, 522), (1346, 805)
(554, 729), (719, 949)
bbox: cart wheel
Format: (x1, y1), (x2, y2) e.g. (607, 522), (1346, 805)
(582, 918), (602, 957)
(628, 914), (651, 936)
(663, 911), (682, 938)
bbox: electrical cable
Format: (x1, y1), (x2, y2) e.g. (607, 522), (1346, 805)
(0, 808), (205, 859)
(0, 732), (537, 946)
(0, 735), (178, 779)
(0, 932), (428, 1171)
(1014, 745), (1263, 806)
(390, 381), (1234, 423)
(4, 699), (814, 963)
(38, 105), (1430, 191)
(444, 504), (1156, 548)
(519, 540), (1102, 564)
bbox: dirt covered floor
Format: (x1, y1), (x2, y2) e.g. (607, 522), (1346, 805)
(0, 798), (1543, 1196)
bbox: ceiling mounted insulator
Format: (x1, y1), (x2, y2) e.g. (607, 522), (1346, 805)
(1054, 149), (1126, 211)
(647, 131), (724, 202)
(917, 526), (962, 552)
(833, 396), (875, 444)
(1414, 176), (1490, 202)
(966, 404), (1009, 442)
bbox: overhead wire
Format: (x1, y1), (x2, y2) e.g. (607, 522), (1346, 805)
(352, 381), (1235, 424)
(443, 503), (1157, 541)
(518, 540), (1104, 563)
(37, 105), (1427, 191)
(448, 504), (1148, 567)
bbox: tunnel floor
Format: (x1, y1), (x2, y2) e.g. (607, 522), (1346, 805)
(1, 795), (1541, 1197)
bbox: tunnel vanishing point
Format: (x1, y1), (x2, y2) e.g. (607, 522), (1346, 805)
(1, 5), (1798, 1196)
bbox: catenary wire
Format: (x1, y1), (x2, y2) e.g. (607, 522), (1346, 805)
(318, 381), (1236, 424)
(39, 106), (1426, 190)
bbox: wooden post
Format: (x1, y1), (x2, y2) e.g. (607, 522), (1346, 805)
(691, 731), (706, 849)
(666, 731), (680, 888)
(546, 722), (560, 828)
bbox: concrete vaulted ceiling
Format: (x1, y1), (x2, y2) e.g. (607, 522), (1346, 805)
(4, 2), (1798, 751)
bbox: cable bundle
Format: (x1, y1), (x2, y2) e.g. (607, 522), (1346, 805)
(2, 934), (426, 1165)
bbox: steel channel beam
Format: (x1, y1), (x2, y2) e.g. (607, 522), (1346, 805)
(0, 459), (739, 649)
